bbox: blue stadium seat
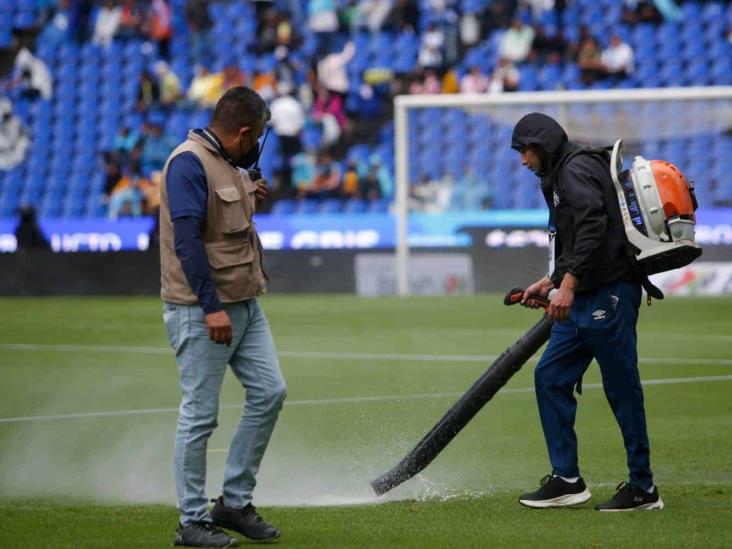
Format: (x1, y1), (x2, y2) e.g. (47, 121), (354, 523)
(319, 199), (343, 214)
(295, 200), (320, 215)
(63, 195), (86, 217)
(343, 199), (367, 214)
(367, 199), (390, 214)
(270, 200), (294, 215)
(41, 196), (63, 218)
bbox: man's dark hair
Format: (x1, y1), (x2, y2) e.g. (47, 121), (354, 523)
(211, 87), (271, 135)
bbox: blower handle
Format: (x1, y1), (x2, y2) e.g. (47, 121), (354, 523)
(503, 287), (551, 310)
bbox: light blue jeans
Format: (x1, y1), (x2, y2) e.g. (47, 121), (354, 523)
(163, 299), (287, 525)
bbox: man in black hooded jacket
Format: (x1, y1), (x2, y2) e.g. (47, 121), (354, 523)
(512, 113), (663, 512)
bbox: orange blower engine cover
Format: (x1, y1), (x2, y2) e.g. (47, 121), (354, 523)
(649, 160), (696, 222)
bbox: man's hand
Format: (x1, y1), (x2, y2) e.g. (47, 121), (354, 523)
(522, 276), (554, 309)
(205, 310), (232, 346)
(548, 273), (578, 323)
(254, 179), (268, 209)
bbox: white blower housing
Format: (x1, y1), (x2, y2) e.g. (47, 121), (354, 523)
(610, 139), (702, 275)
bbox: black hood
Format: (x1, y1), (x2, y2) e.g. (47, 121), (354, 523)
(511, 113), (571, 178)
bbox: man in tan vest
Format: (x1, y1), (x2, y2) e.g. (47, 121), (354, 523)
(160, 87), (286, 548)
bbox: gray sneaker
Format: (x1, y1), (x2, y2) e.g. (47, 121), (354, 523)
(173, 521), (238, 547)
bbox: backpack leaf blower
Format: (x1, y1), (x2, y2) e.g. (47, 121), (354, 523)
(610, 139), (702, 275)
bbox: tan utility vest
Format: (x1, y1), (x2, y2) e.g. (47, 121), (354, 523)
(159, 130), (267, 305)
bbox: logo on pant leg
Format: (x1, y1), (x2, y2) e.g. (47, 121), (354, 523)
(592, 309), (606, 320)
(610, 295), (619, 311)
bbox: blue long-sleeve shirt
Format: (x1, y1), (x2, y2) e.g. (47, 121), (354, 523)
(166, 151), (222, 314)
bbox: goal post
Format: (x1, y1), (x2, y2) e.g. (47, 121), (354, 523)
(394, 86), (732, 296)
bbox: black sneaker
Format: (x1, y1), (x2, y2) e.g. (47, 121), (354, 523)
(173, 521), (238, 547)
(518, 474), (592, 508)
(595, 482), (664, 512)
(211, 496), (280, 542)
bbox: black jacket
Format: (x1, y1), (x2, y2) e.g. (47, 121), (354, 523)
(511, 113), (638, 294)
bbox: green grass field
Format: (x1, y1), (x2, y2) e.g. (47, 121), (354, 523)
(0, 295), (730, 548)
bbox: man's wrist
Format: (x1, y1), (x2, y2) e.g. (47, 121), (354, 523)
(560, 272), (579, 291)
(202, 302), (224, 315)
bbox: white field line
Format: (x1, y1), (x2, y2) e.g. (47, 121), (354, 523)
(0, 375), (730, 425)
(0, 343), (731, 366)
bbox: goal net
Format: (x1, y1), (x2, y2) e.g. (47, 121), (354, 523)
(391, 87), (732, 297)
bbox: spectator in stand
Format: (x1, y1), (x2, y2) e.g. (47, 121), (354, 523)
(253, 8), (279, 54)
(352, 80), (385, 123)
(149, 0), (172, 60)
(367, 154), (393, 196)
(308, 0), (339, 55)
(418, 22), (444, 69)
(138, 68), (161, 112)
(341, 0), (364, 33)
(317, 40), (355, 99)
(409, 174), (443, 212)
(450, 168), (491, 210)
(252, 68), (277, 102)
(102, 154), (123, 198)
(291, 149), (316, 193)
(270, 89), (306, 191)
(441, 69), (460, 94)
(341, 160), (360, 198)
(7, 45), (53, 101)
(530, 25), (568, 63)
(313, 85), (347, 145)
(621, 0), (664, 25)
(409, 69), (441, 94)
(305, 151), (341, 199)
(70, 0), (94, 43)
(387, 0), (420, 32)
(15, 206), (50, 251)
(567, 24), (592, 61)
(522, 0), (554, 20)
(44, 0), (72, 46)
(274, 46), (299, 96)
(0, 98), (30, 170)
(113, 126), (141, 167)
(276, 10), (298, 49)
(361, 0), (393, 34)
(577, 35), (605, 85)
(488, 58), (520, 93)
(154, 61), (182, 106)
(37, 0), (57, 27)
(140, 120), (177, 174)
(186, 0), (212, 66)
(92, 0), (121, 47)
(143, 170), (162, 214)
(187, 65), (223, 109)
(601, 35), (635, 81)
(359, 164), (382, 200)
(433, 0), (460, 67)
(253, 0), (274, 22)
(499, 18), (535, 64)
(482, 0), (518, 36)
(109, 170), (151, 219)
(222, 64), (247, 92)
(460, 65), (490, 94)
(118, 0), (143, 39)
(459, 10), (481, 56)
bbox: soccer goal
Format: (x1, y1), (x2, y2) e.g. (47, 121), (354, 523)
(393, 86), (732, 296)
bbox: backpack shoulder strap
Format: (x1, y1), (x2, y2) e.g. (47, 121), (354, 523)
(560, 145), (665, 302)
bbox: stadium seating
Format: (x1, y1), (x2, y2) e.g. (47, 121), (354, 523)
(1, 0), (731, 218)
